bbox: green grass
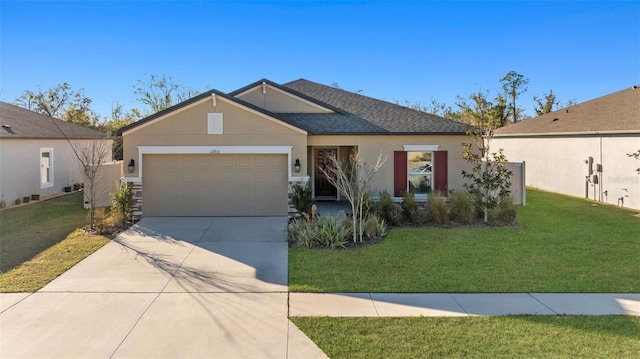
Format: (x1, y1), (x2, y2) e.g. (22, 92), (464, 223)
(0, 193), (89, 272)
(292, 316), (640, 359)
(0, 192), (110, 292)
(289, 189), (640, 292)
(0, 229), (110, 292)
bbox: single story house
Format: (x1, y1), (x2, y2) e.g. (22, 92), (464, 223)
(117, 78), (472, 218)
(493, 85), (640, 210)
(0, 101), (112, 206)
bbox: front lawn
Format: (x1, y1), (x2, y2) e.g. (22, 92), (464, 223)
(0, 229), (110, 292)
(289, 189), (640, 292)
(0, 192), (111, 292)
(292, 316), (640, 358)
(0, 193), (88, 272)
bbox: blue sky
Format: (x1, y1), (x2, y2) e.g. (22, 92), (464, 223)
(1, 1), (639, 119)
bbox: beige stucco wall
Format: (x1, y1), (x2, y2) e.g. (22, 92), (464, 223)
(235, 85), (332, 113)
(493, 135), (640, 210)
(0, 138), (112, 205)
(84, 161), (122, 208)
(307, 134), (471, 196)
(122, 98), (309, 176)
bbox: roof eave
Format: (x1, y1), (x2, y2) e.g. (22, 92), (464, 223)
(230, 78), (353, 116)
(117, 89), (308, 136)
(494, 130), (640, 137)
(308, 131), (469, 136)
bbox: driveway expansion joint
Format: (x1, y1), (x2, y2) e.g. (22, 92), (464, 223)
(528, 293), (559, 315)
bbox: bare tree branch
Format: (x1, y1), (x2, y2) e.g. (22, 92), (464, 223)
(321, 149), (386, 242)
(49, 118), (115, 230)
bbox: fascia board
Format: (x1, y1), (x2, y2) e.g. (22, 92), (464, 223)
(234, 83), (334, 113)
(122, 93), (307, 136)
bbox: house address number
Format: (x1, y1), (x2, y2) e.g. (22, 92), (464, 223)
(209, 149), (221, 154)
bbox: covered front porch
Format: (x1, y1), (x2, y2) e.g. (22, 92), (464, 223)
(306, 145), (357, 201)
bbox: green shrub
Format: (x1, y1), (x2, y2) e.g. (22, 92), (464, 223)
(374, 191), (403, 226)
(364, 214), (388, 239)
(288, 219), (315, 248)
(362, 192), (376, 217)
(93, 208), (110, 234)
(450, 190), (474, 224)
(426, 195), (448, 225)
(110, 183), (132, 224)
(401, 192), (420, 223)
(288, 215), (349, 249)
(315, 215), (349, 249)
(415, 210), (430, 226)
(495, 195), (517, 224)
(292, 182), (313, 215)
(472, 193), (485, 220)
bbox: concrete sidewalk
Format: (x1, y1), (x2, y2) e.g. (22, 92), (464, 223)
(0, 217), (328, 359)
(289, 293), (640, 317)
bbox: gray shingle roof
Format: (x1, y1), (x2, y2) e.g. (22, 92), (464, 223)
(0, 101), (107, 139)
(282, 79), (471, 134)
(121, 78), (471, 136)
(276, 113), (386, 134)
(495, 86), (640, 136)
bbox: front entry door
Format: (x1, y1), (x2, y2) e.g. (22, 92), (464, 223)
(314, 148), (338, 198)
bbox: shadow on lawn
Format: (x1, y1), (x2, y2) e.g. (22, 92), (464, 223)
(0, 193), (86, 272)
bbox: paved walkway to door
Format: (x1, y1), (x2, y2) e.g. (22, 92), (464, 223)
(0, 217), (327, 359)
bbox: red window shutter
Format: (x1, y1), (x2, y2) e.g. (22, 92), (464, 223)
(434, 150), (448, 193)
(394, 151), (408, 197)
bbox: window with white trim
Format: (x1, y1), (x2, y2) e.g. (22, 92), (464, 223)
(407, 151), (433, 194)
(40, 148), (54, 188)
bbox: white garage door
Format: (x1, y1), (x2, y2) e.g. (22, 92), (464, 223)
(143, 154), (288, 216)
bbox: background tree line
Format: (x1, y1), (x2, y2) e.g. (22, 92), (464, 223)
(13, 74), (203, 135)
(400, 70), (576, 126)
(15, 71), (576, 139)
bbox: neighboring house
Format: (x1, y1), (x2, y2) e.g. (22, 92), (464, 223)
(117, 78), (472, 218)
(0, 102), (111, 206)
(493, 86), (640, 210)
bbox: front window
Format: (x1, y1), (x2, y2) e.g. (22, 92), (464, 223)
(408, 151), (432, 194)
(40, 148), (53, 188)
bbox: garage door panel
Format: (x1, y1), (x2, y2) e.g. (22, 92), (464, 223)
(143, 154), (287, 216)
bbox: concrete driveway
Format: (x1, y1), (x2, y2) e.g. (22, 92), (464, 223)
(0, 217), (327, 358)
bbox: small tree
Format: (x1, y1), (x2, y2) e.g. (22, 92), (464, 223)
(460, 93), (513, 223)
(73, 138), (114, 230)
(50, 118), (114, 230)
(321, 149), (386, 242)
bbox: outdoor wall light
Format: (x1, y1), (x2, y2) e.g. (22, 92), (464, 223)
(128, 159), (135, 174)
(294, 158), (301, 173)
